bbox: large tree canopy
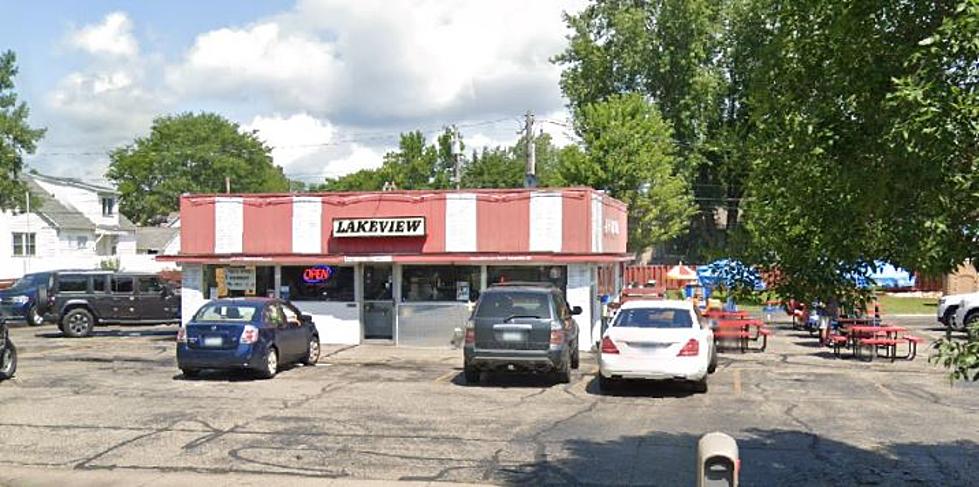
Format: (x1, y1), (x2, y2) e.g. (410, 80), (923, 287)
(555, 0), (745, 259)
(107, 113), (289, 225)
(554, 93), (695, 252)
(0, 50), (45, 210)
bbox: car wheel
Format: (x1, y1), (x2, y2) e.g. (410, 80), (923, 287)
(181, 368), (200, 378)
(463, 365), (480, 384)
(708, 349), (718, 374)
(0, 340), (17, 380)
(964, 311), (979, 334)
(62, 308), (94, 338)
(571, 342), (580, 370)
(302, 336), (321, 365)
(598, 374), (615, 393)
(691, 378), (708, 393)
(555, 354), (572, 384)
(256, 346), (278, 379)
(27, 305), (44, 327)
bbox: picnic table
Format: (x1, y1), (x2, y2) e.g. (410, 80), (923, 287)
(705, 309), (752, 320)
(827, 322), (925, 361)
(713, 318), (771, 353)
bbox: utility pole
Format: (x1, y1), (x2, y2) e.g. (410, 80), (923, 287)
(450, 125), (462, 190)
(521, 111), (537, 188)
(225, 177), (231, 194)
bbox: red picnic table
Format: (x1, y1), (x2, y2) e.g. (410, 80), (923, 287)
(714, 319), (771, 352)
(705, 309), (752, 320)
(829, 324), (924, 361)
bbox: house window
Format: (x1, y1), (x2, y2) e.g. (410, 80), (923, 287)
(76, 236), (88, 249)
(101, 197), (115, 216)
(12, 233), (36, 256)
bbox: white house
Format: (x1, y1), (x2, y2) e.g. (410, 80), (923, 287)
(0, 173), (176, 280)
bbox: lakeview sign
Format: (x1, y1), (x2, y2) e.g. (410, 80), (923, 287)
(332, 217), (426, 238)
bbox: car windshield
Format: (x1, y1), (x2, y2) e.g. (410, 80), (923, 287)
(10, 274), (46, 289)
(193, 303), (260, 323)
(476, 292), (552, 320)
(614, 308), (693, 328)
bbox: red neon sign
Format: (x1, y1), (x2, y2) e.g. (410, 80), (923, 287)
(303, 265), (333, 283)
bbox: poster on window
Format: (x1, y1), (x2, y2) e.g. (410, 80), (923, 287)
(225, 266), (256, 294)
(456, 281), (470, 302)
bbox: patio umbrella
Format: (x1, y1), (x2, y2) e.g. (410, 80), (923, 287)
(666, 263), (699, 281)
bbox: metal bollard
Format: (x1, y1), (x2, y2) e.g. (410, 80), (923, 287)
(697, 432), (739, 487)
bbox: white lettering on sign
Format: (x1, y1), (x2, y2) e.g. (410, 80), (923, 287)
(332, 217), (426, 238)
(604, 219), (621, 236)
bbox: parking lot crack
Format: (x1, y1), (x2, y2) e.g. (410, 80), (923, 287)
(73, 422), (178, 470)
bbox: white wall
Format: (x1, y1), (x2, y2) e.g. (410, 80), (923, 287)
(117, 233), (137, 256)
(180, 264), (206, 325)
(0, 211), (61, 279)
(33, 179), (119, 229)
(566, 264), (599, 351)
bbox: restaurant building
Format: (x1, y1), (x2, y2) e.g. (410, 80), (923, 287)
(163, 187), (630, 350)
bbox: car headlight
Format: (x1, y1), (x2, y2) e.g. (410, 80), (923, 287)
(10, 295), (29, 304)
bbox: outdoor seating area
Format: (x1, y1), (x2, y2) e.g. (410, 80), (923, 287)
(706, 310), (772, 353)
(825, 317), (926, 362)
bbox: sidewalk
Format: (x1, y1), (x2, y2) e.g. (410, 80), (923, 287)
(0, 466), (490, 487)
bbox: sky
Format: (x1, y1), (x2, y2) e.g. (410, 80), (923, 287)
(1, 0), (586, 186)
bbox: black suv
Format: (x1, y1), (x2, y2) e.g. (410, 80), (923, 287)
(463, 282), (581, 384)
(44, 271), (181, 338)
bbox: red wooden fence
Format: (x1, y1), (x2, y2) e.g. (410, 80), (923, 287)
(624, 265), (700, 291)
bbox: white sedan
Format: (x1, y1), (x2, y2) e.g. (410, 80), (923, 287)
(598, 299), (716, 393)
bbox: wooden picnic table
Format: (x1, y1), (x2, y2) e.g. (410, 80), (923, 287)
(705, 309), (752, 320)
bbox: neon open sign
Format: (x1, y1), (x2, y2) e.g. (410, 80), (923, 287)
(303, 265), (334, 284)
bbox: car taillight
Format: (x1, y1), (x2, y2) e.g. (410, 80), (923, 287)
(550, 328), (565, 345)
(176, 327), (187, 343)
(677, 338), (700, 357)
(240, 325), (259, 344)
(464, 322), (475, 345)
(601, 336), (619, 354)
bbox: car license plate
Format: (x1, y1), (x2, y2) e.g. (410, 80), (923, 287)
(203, 336), (223, 347)
(501, 331), (523, 342)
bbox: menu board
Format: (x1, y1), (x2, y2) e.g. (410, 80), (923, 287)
(225, 266), (256, 294)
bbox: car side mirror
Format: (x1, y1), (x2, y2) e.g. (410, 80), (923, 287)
(301, 313), (313, 323)
(571, 306), (583, 316)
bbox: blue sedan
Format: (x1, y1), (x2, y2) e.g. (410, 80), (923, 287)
(176, 298), (320, 379)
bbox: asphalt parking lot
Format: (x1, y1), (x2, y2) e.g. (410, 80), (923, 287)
(1, 317), (977, 486)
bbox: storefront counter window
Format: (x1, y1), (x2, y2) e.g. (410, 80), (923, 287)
(281, 265), (355, 302)
(402, 265), (480, 302)
(204, 265), (274, 298)
(488, 266), (567, 291)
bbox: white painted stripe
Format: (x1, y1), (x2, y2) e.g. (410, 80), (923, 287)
(591, 194), (603, 253)
(214, 197), (243, 254)
(444, 193), (477, 252)
(292, 196), (323, 254)
(529, 192), (563, 252)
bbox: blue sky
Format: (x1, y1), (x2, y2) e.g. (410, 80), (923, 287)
(1, 1), (582, 184)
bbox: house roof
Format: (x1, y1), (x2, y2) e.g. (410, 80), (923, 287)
(136, 226), (178, 251)
(29, 173), (118, 194)
(23, 177), (96, 230)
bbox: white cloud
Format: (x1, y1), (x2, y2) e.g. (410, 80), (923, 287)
(167, 0), (587, 123)
(243, 113), (336, 168)
(68, 12), (139, 58)
(323, 144), (384, 178)
(34, 2), (588, 182)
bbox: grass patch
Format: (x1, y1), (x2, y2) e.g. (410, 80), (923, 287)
(877, 295), (938, 315)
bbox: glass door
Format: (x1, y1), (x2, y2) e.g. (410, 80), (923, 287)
(362, 265), (394, 340)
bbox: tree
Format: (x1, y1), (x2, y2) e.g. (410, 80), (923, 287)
(0, 51), (45, 210)
(107, 113), (289, 225)
(555, 0), (744, 259)
(554, 93), (695, 251)
(460, 133), (562, 189)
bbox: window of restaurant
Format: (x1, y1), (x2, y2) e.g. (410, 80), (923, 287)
(401, 265), (480, 302)
(487, 265), (567, 291)
(203, 265), (275, 298)
(280, 265), (355, 302)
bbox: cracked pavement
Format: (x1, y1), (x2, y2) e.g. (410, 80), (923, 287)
(1, 317), (977, 486)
